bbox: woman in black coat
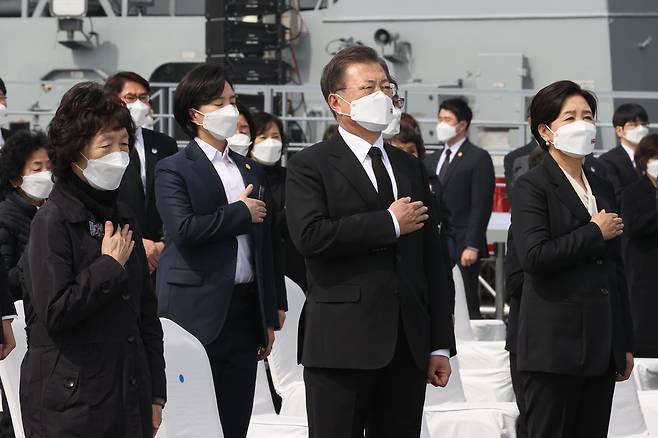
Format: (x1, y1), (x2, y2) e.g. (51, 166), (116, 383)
(0, 130), (52, 299)
(20, 82), (166, 438)
(621, 134), (658, 357)
(512, 80), (634, 438)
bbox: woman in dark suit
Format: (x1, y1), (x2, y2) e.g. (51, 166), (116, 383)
(20, 82), (166, 438)
(511, 80), (634, 438)
(621, 134), (658, 357)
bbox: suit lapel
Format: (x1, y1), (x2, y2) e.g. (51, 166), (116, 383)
(442, 140), (470, 187)
(186, 140), (228, 206)
(328, 135), (381, 210)
(585, 167), (613, 213)
(543, 154), (592, 223)
(232, 151), (258, 196)
(384, 144), (411, 199)
(142, 129), (158, 205)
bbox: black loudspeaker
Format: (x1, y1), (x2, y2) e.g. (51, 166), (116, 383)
(206, 0), (279, 19)
(207, 57), (289, 84)
(206, 20), (283, 55)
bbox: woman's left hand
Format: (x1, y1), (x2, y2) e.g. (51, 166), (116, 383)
(616, 352), (634, 382)
(152, 404), (163, 437)
(0, 320), (16, 360)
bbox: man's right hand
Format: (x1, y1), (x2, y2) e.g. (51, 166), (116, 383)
(240, 184), (267, 224)
(389, 197), (428, 236)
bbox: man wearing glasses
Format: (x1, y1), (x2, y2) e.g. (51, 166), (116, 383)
(105, 72), (178, 274)
(286, 46), (455, 438)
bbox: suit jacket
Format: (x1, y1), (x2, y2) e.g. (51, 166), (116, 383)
(620, 176), (658, 357)
(119, 128), (178, 241)
(599, 145), (640, 204)
(512, 153), (633, 376)
(504, 141), (538, 203)
(154, 140), (278, 346)
(424, 140), (495, 260)
(285, 134), (455, 371)
(0, 260), (17, 343)
(0, 128), (11, 145)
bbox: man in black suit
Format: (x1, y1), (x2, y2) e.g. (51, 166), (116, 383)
(286, 46), (455, 438)
(425, 98), (495, 319)
(105, 72), (178, 273)
(504, 138), (537, 203)
(0, 77), (11, 148)
(599, 103), (648, 203)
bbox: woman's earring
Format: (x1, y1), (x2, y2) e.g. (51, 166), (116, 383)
(546, 141), (550, 146)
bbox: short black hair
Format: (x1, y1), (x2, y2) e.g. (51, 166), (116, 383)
(48, 82), (135, 180)
(253, 112), (286, 146)
(322, 124), (339, 141)
(635, 134), (658, 172)
(391, 113), (426, 159)
(0, 77), (5, 96)
(612, 103), (648, 128)
(173, 64), (234, 138)
(320, 46), (390, 103)
(439, 98), (473, 128)
(236, 100), (256, 142)
(529, 80), (598, 151)
(0, 130), (48, 193)
(104, 71), (151, 95)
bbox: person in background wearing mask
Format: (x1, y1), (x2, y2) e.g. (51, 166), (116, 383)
(227, 101), (256, 157)
(21, 82), (166, 438)
(512, 80), (633, 438)
(155, 64), (278, 438)
(424, 98), (495, 319)
(600, 103), (648, 203)
(104, 72), (178, 274)
(0, 78), (12, 148)
(286, 46), (455, 438)
(620, 134), (658, 358)
(0, 131), (52, 300)
(388, 113), (426, 159)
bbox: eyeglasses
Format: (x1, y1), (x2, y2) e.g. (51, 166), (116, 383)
(122, 93), (150, 104)
(335, 82), (395, 98)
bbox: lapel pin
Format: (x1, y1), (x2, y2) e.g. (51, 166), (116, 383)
(245, 163), (252, 170)
(151, 148), (158, 154)
(457, 151), (463, 158)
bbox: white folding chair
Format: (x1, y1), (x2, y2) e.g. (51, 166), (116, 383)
(452, 266), (475, 341)
(634, 359), (658, 392)
(157, 318), (223, 438)
(609, 375), (650, 437)
(0, 300), (26, 438)
(423, 402), (518, 438)
(456, 341), (509, 370)
(638, 391), (658, 436)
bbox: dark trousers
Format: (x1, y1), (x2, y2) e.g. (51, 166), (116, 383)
(459, 260), (482, 319)
(304, 322), (426, 438)
(509, 353), (527, 438)
(205, 283), (261, 438)
(520, 367), (616, 438)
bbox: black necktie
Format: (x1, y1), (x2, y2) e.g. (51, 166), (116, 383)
(368, 147), (395, 207)
(438, 148), (452, 185)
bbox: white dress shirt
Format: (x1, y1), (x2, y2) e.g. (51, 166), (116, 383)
(558, 165), (598, 216)
(134, 127), (147, 193)
(435, 137), (467, 176)
(338, 127), (449, 359)
(620, 141), (636, 168)
(0, 129), (4, 148)
(196, 137), (254, 284)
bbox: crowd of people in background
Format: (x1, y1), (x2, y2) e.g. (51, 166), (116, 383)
(0, 43), (655, 438)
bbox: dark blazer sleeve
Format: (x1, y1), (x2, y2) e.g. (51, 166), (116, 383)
(511, 175), (607, 275)
(260, 177), (282, 328)
(26, 209), (129, 332)
(0, 225), (21, 299)
(503, 151), (515, 203)
(599, 154), (626, 204)
(285, 150), (397, 260)
(464, 151), (495, 250)
(621, 183), (658, 239)
(0, 260), (16, 321)
(133, 229), (166, 401)
(155, 160), (252, 246)
(419, 162), (456, 354)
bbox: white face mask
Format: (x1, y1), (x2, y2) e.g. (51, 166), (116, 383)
(126, 101), (150, 128)
(382, 107), (403, 139)
(78, 151), (130, 191)
(227, 133), (252, 156)
(333, 90), (394, 133)
(435, 121), (458, 143)
(20, 170), (53, 200)
(251, 138), (283, 166)
(194, 105), (239, 140)
(142, 115), (155, 130)
(546, 121), (597, 158)
(624, 125), (649, 145)
(647, 159), (658, 179)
